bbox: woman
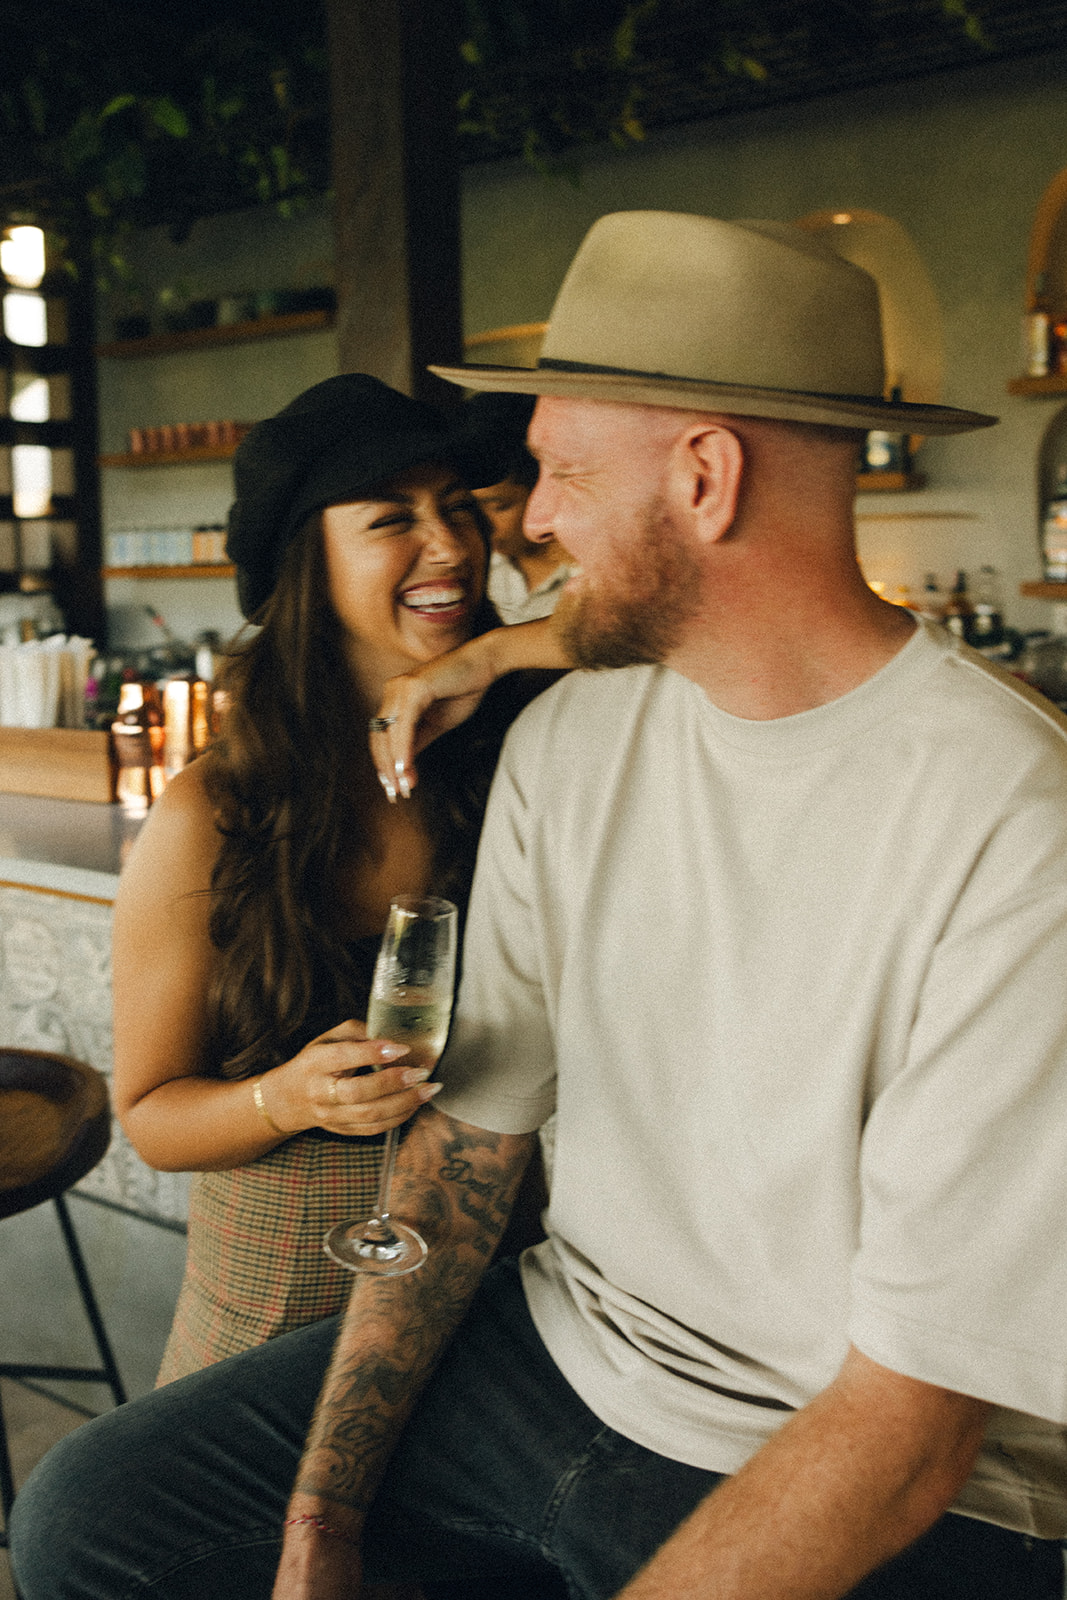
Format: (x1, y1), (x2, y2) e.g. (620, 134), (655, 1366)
(113, 374), (555, 1383)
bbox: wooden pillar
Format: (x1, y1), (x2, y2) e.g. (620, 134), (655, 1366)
(326, 0), (465, 409)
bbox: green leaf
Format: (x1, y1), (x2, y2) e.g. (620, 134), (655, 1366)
(104, 143), (147, 200)
(939, 0), (992, 49)
(22, 78), (48, 138)
(720, 44), (767, 82)
(271, 70), (291, 111)
(612, 0), (658, 67)
(270, 144), (293, 190)
(63, 112), (103, 168)
(148, 97), (190, 139)
(613, 14), (638, 64)
(100, 94), (138, 122)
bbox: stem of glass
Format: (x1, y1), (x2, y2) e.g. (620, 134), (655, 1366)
(363, 1126), (402, 1244)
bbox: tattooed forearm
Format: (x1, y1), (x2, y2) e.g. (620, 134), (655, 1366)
(290, 1109), (536, 1513)
(437, 1123), (522, 1249)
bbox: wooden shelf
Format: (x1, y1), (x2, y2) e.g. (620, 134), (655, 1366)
(95, 307), (334, 359)
(1007, 373), (1067, 397)
(104, 564), (234, 580)
(856, 471), (925, 492)
(99, 445), (237, 467)
(464, 320), (549, 348)
(1020, 581), (1067, 600)
(0, 727), (114, 804)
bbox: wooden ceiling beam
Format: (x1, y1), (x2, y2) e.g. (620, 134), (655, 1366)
(326, 0), (464, 407)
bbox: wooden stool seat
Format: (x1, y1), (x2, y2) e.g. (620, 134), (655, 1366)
(0, 1051), (110, 1219)
(0, 1049), (126, 1564)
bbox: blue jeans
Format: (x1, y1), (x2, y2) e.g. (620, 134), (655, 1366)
(9, 1258), (1064, 1599)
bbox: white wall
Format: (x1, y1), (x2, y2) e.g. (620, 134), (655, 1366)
(94, 51), (1067, 645)
(97, 198), (337, 651)
(459, 48), (1067, 633)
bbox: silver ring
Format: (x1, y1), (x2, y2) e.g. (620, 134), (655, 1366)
(368, 715), (397, 733)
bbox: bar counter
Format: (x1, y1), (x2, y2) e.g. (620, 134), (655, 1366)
(0, 791), (144, 898)
(0, 794), (188, 1225)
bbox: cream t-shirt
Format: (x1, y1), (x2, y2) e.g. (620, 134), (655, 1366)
(436, 622), (1067, 1537)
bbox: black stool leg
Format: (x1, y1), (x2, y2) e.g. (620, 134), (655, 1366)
(0, 1377), (16, 1529)
(52, 1196), (127, 1408)
(0, 1381), (27, 1600)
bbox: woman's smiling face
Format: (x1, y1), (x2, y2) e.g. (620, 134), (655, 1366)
(321, 462), (487, 699)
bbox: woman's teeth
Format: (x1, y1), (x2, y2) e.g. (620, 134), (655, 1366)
(400, 585), (465, 612)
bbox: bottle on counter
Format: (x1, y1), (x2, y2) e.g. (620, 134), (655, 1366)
(966, 566), (1017, 659)
(1026, 273), (1053, 378)
(1042, 465), (1067, 582)
(861, 388), (911, 476)
(191, 679), (214, 753)
(162, 678), (192, 781)
(916, 572), (944, 623)
(160, 676), (214, 773)
(1053, 318), (1067, 377)
(111, 682), (153, 814)
(145, 682), (167, 799)
(85, 656), (126, 730)
(941, 571), (973, 639)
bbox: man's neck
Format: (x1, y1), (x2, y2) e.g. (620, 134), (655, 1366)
(667, 562), (918, 722)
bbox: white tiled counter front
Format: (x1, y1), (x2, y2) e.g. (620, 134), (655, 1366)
(0, 795), (189, 1226)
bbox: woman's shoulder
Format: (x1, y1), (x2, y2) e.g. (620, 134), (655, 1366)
(117, 754), (222, 904)
(153, 753), (221, 839)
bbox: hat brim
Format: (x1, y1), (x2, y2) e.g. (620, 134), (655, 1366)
(429, 362), (997, 437)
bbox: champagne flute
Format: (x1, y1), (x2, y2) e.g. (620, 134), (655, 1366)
(324, 895), (457, 1277)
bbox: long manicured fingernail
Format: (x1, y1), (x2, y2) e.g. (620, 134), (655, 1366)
(401, 1066), (433, 1086)
(395, 760), (411, 800)
(418, 1081), (443, 1100)
(378, 1043), (407, 1061)
(378, 771), (397, 803)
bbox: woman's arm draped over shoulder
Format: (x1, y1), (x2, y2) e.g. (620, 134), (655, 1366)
(112, 759), (445, 1173)
(273, 1106), (536, 1599)
(371, 616), (572, 799)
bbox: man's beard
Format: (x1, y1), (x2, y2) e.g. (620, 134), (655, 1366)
(555, 502), (702, 670)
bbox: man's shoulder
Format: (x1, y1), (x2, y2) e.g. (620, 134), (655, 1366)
(502, 662), (667, 753)
(921, 628), (1067, 763)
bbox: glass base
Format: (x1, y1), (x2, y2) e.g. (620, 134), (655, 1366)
(323, 1217), (428, 1277)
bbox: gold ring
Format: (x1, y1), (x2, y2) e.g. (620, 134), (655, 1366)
(328, 1078), (340, 1104)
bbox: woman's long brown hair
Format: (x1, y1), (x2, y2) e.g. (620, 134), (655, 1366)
(203, 515), (517, 1081)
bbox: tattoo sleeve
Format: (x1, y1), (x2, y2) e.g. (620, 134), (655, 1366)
(291, 1108), (536, 1515)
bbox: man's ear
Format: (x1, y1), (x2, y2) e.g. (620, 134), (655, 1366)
(669, 424), (744, 545)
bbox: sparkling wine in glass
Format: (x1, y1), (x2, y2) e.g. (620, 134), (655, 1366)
(323, 895), (457, 1277)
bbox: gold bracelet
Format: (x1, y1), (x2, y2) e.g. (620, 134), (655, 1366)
(252, 1077), (286, 1137)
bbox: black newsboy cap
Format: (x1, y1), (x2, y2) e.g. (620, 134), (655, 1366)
(226, 374), (499, 619)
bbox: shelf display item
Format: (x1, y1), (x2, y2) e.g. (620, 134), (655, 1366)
(1041, 466), (1067, 582)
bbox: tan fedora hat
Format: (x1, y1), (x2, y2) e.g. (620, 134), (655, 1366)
(432, 211), (995, 435)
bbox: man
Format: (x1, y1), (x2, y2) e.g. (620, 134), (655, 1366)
(459, 392), (577, 624)
(11, 213), (1067, 1600)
